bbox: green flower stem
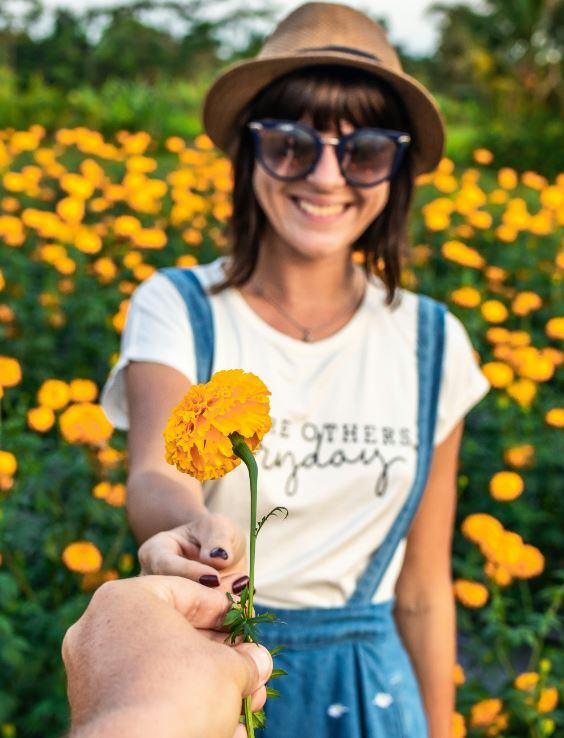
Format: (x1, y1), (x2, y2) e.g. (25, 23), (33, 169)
(229, 432), (258, 738)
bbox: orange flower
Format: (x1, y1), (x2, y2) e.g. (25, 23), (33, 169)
(511, 291), (542, 316)
(481, 300), (508, 324)
(59, 403), (114, 445)
(0, 356), (22, 387)
(484, 561), (512, 586)
(504, 444), (534, 468)
(0, 450), (17, 476)
(97, 445), (125, 467)
(461, 513), (503, 545)
(507, 379), (537, 408)
(62, 541), (103, 574)
(451, 711), (466, 738)
(450, 286), (481, 308)
(545, 408), (564, 427)
(81, 569), (119, 592)
(442, 240), (485, 269)
(92, 481), (126, 507)
(537, 687), (559, 713)
(498, 168), (518, 190)
(37, 379), (71, 410)
(69, 378), (99, 402)
(481, 361), (514, 388)
(514, 672), (539, 691)
(27, 406), (55, 432)
(470, 698), (503, 727)
(489, 471), (524, 501)
(453, 579), (489, 607)
(546, 317), (564, 340)
(164, 369), (271, 481)
(473, 148), (493, 165)
(454, 664), (465, 686)
(509, 544), (545, 578)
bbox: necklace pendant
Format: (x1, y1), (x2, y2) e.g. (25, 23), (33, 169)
(302, 329), (312, 342)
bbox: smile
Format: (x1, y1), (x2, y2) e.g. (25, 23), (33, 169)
(291, 197), (351, 220)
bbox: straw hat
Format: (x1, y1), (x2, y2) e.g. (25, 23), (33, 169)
(203, 2), (445, 175)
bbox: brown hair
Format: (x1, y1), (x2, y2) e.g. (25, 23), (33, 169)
(211, 65), (415, 304)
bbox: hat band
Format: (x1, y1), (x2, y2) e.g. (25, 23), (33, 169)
(297, 45), (381, 62)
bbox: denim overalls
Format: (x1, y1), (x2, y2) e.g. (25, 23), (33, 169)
(162, 267), (446, 738)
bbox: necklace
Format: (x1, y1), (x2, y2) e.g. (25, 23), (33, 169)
(251, 272), (366, 342)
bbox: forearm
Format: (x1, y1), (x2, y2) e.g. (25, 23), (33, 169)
(127, 467), (207, 543)
(394, 584), (456, 738)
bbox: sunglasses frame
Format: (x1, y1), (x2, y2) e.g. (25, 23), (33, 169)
(247, 118), (411, 188)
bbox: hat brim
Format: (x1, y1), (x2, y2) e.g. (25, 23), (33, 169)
(203, 52), (445, 175)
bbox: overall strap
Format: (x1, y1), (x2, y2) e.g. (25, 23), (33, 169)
(160, 267), (215, 384)
(347, 295), (447, 605)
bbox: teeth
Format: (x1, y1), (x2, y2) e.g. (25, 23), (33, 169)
(296, 199), (346, 216)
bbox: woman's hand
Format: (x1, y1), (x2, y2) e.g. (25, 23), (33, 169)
(138, 511), (249, 594)
(62, 575), (272, 738)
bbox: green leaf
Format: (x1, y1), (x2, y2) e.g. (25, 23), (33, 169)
(255, 506), (289, 537)
(269, 668), (288, 680)
(252, 709), (266, 729)
(266, 686), (280, 698)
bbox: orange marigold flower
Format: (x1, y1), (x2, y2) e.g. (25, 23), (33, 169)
(450, 286), (481, 308)
(37, 378), (71, 410)
(507, 378), (537, 408)
(69, 378), (98, 402)
(545, 408), (564, 428)
(518, 353), (554, 383)
(511, 291), (542, 316)
(504, 444), (535, 468)
(537, 687), (559, 713)
(453, 579), (489, 608)
(92, 481), (126, 507)
(486, 327), (511, 344)
(509, 544), (545, 579)
(59, 403), (114, 445)
(0, 450), (17, 476)
(514, 672), (539, 691)
(489, 471), (524, 501)
(97, 445), (125, 467)
(27, 406), (55, 432)
(470, 698), (503, 727)
(442, 240), (485, 269)
(481, 300), (508, 324)
(546, 317), (564, 340)
(164, 369), (271, 481)
(451, 711), (466, 738)
(62, 541), (103, 574)
(461, 513), (503, 545)
(498, 168), (518, 190)
(473, 148), (493, 165)
(176, 254), (199, 269)
(454, 664), (466, 686)
(0, 356), (22, 387)
(481, 361), (514, 388)
(484, 561), (513, 586)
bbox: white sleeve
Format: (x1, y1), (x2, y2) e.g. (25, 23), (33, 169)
(434, 311), (490, 445)
(100, 272), (196, 430)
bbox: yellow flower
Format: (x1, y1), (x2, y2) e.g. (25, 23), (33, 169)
(473, 148), (493, 165)
(59, 403), (114, 445)
(27, 406), (55, 432)
(512, 291), (542, 316)
(546, 317), (564, 340)
(454, 664), (465, 686)
(486, 327), (511, 344)
(0, 450), (17, 476)
(453, 579), (489, 608)
(442, 240), (485, 269)
(507, 378), (537, 408)
(470, 698), (503, 727)
(37, 379), (71, 410)
(451, 711), (466, 738)
(461, 513), (504, 545)
(545, 408), (564, 427)
(504, 444), (534, 468)
(489, 471), (524, 501)
(92, 481), (126, 507)
(481, 361), (514, 388)
(62, 541), (103, 574)
(0, 356), (22, 387)
(176, 254), (199, 268)
(484, 561), (513, 586)
(514, 672), (539, 691)
(450, 286), (481, 308)
(164, 369), (271, 481)
(97, 445), (124, 467)
(69, 378), (99, 402)
(537, 687), (559, 713)
(498, 168), (518, 190)
(481, 300), (508, 323)
(518, 353), (554, 383)
(509, 544), (545, 578)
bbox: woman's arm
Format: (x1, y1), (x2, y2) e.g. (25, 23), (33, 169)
(393, 420), (463, 738)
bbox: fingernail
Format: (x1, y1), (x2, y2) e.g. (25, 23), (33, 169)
(199, 574), (220, 587)
(232, 576), (249, 594)
(246, 644), (273, 686)
(210, 547), (228, 560)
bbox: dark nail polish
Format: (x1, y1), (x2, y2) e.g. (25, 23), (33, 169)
(199, 575), (220, 588)
(232, 576), (250, 594)
(210, 547), (228, 560)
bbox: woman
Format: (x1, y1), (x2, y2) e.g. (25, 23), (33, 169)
(101, 3), (489, 737)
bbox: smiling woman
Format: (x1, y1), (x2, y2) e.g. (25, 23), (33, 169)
(100, 3), (490, 737)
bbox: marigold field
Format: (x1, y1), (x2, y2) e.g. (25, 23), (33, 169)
(0, 127), (562, 738)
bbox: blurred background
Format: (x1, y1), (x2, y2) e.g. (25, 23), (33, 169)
(0, 1), (562, 737)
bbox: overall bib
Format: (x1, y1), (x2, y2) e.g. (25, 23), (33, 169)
(162, 267), (446, 738)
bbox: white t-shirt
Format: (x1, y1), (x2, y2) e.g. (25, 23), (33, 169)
(101, 259), (489, 608)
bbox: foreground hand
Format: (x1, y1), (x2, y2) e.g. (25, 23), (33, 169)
(138, 511), (248, 595)
(62, 575), (272, 738)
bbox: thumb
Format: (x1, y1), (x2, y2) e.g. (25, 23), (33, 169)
(196, 514), (244, 566)
(231, 643), (273, 696)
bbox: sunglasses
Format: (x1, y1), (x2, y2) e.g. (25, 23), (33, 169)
(248, 119), (411, 188)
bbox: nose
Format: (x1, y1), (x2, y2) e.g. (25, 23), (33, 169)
(306, 142), (347, 188)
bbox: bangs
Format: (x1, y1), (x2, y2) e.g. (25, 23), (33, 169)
(245, 65), (411, 134)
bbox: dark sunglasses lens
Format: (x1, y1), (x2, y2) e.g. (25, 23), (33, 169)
(257, 125), (317, 179)
(342, 132), (398, 185)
